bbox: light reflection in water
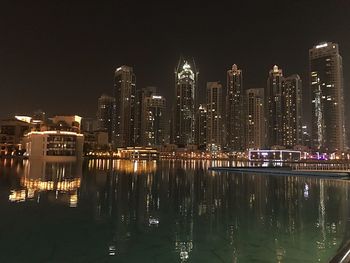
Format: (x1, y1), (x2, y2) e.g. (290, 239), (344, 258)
(5, 159), (81, 207)
(1, 158), (350, 262)
(81, 159), (350, 262)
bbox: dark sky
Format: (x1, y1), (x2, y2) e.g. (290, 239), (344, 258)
(1, 0), (350, 125)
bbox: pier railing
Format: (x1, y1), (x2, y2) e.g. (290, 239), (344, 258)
(292, 163), (350, 172)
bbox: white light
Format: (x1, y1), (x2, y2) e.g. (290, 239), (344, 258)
(183, 62), (191, 70)
(152, 95), (162, 99)
(26, 131), (83, 137)
(316, 43), (328, 49)
(15, 116), (32, 123)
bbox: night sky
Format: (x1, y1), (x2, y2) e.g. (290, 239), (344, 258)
(1, 0), (350, 126)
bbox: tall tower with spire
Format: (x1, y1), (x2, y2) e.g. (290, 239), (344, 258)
(172, 57), (199, 146)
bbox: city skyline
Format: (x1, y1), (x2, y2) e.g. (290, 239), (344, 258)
(1, 1), (349, 124)
(2, 2), (350, 262)
(1, 43), (346, 152)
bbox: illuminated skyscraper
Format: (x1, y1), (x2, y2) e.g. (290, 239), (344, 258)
(97, 94), (115, 143)
(113, 66), (136, 147)
(265, 66), (302, 149)
(266, 65), (284, 147)
(246, 88), (265, 149)
(134, 87), (155, 146)
(206, 82), (223, 151)
(226, 64), (245, 151)
(282, 75), (302, 147)
(141, 94), (166, 146)
(309, 42), (346, 152)
(172, 57), (198, 146)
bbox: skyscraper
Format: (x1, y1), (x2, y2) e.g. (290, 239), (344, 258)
(142, 94), (166, 146)
(282, 75), (302, 148)
(97, 94), (115, 143)
(246, 88), (265, 149)
(226, 64), (245, 151)
(134, 87), (156, 146)
(266, 65), (284, 147)
(113, 66), (136, 148)
(206, 82), (223, 151)
(172, 57), (198, 146)
(265, 66), (303, 149)
(309, 42), (346, 152)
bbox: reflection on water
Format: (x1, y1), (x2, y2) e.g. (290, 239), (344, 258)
(4, 160), (81, 207)
(0, 158), (350, 262)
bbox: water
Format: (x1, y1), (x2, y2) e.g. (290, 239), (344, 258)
(0, 158), (349, 262)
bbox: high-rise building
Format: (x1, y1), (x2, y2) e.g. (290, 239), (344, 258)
(206, 82), (223, 151)
(142, 94), (166, 146)
(265, 65), (284, 147)
(97, 94), (115, 143)
(265, 66), (303, 149)
(246, 88), (265, 149)
(226, 64), (245, 151)
(282, 75), (302, 147)
(113, 66), (136, 148)
(195, 104), (207, 149)
(309, 42), (346, 152)
(172, 57), (198, 146)
(134, 87), (156, 146)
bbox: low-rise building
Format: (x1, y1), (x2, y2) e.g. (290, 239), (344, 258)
(0, 118), (32, 156)
(83, 131), (109, 153)
(24, 131), (84, 161)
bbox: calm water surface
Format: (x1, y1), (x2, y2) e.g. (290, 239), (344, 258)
(0, 159), (349, 262)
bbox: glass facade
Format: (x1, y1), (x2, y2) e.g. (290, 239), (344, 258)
(226, 64), (245, 151)
(309, 42), (346, 152)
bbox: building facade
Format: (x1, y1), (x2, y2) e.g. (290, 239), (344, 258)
(309, 42), (346, 152)
(246, 88), (265, 149)
(206, 82), (223, 151)
(282, 75), (302, 148)
(97, 94), (115, 143)
(113, 66), (136, 148)
(266, 65), (284, 148)
(226, 64), (245, 151)
(51, 115), (82, 133)
(265, 66), (303, 149)
(0, 118), (32, 155)
(142, 94), (166, 146)
(24, 131), (84, 161)
(134, 87), (156, 146)
(172, 57), (198, 146)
